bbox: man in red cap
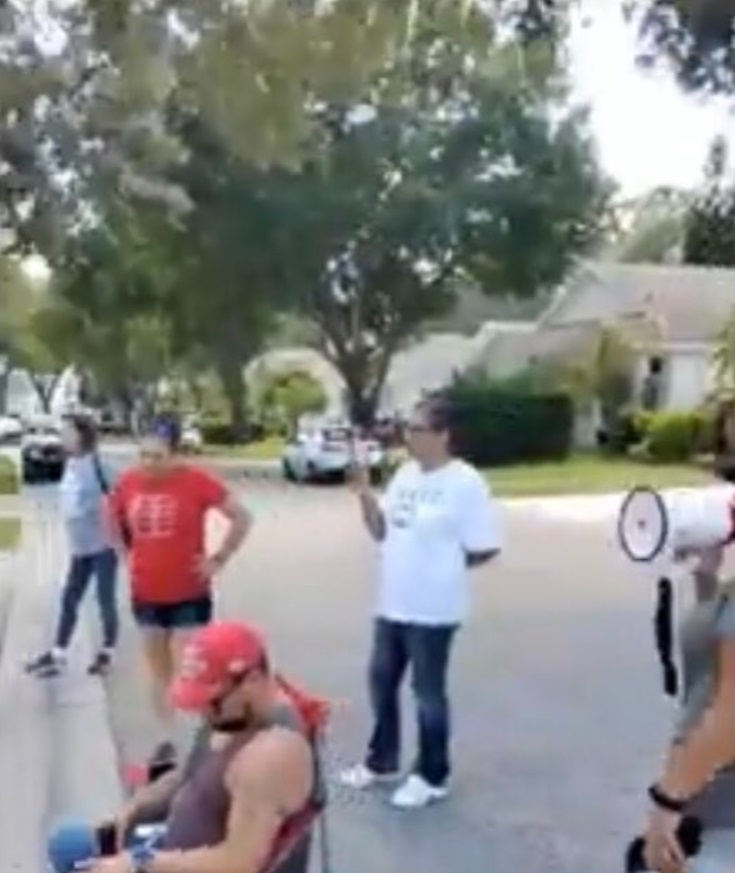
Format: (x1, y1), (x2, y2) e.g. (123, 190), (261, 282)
(87, 621), (325, 873)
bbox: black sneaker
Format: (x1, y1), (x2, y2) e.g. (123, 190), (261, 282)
(88, 650), (114, 676)
(25, 651), (65, 678)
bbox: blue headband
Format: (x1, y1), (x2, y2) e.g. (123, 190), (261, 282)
(149, 416), (180, 445)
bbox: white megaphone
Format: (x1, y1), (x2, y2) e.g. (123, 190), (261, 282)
(617, 482), (735, 698)
(617, 484), (735, 565)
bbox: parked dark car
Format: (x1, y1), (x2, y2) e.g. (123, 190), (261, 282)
(22, 423), (65, 483)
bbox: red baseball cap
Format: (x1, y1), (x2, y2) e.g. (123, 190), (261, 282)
(169, 621), (268, 712)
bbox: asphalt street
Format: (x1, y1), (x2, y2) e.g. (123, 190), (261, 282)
(0, 450), (683, 873)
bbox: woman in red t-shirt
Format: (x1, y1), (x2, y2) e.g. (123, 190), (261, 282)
(109, 415), (251, 769)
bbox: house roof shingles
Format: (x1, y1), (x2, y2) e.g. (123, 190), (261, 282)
(546, 261), (735, 344)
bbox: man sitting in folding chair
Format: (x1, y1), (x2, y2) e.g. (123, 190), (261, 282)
(86, 621), (329, 873)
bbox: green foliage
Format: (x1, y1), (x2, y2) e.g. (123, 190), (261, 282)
(712, 310), (735, 390)
(199, 416), (239, 446)
(641, 410), (705, 463)
(268, 15), (609, 423)
(445, 376), (574, 466)
(255, 369), (327, 435)
(611, 188), (687, 264)
(683, 137), (735, 266)
(2, 0), (609, 433)
(511, 328), (636, 442)
(630, 1), (735, 95)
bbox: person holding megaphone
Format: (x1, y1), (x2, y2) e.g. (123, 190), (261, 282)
(635, 528), (735, 872)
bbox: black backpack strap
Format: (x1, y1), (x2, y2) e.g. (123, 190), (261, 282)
(654, 576), (678, 697)
(92, 453), (133, 548)
(91, 452), (110, 495)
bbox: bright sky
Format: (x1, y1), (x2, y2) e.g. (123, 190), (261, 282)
(569, 2), (731, 198)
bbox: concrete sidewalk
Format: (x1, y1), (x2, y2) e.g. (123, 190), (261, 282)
(0, 516), (121, 873)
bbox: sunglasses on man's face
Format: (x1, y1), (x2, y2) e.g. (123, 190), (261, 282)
(207, 668), (259, 712)
(405, 422), (432, 434)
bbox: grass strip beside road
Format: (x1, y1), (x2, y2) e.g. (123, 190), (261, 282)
(203, 442), (712, 498)
(0, 517), (22, 551)
(484, 456), (711, 498)
(204, 437), (286, 460)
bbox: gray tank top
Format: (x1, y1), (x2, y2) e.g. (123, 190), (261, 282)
(161, 703), (317, 873)
(677, 580), (735, 829)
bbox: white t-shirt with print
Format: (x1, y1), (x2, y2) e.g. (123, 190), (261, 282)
(377, 459), (501, 625)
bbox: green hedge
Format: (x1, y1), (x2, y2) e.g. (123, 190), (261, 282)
(199, 416), (267, 446)
(640, 410), (705, 463)
(444, 382), (574, 466)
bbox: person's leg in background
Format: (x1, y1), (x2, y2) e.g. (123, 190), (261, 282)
(166, 597), (213, 761)
(166, 597), (213, 672)
(340, 618), (409, 789)
(688, 829), (735, 873)
(26, 555), (94, 677)
(134, 606), (177, 768)
(390, 622), (456, 809)
(88, 547), (119, 675)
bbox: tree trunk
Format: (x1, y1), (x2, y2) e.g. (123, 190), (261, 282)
(216, 356), (247, 440)
(0, 367), (9, 415)
(338, 347), (393, 429)
(343, 376), (380, 428)
(29, 374), (59, 414)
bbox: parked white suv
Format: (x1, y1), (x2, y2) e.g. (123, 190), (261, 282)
(281, 423), (385, 483)
(180, 415), (203, 453)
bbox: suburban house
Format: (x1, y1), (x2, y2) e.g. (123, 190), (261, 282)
(245, 261), (735, 425)
(480, 261), (735, 411)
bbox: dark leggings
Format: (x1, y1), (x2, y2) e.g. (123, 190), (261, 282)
(55, 548), (119, 649)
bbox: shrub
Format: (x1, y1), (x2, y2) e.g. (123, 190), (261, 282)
(598, 408), (646, 455)
(643, 411), (705, 463)
(444, 378), (574, 466)
(199, 414), (239, 445)
(255, 369), (327, 435)
(200, 415), (266, 445)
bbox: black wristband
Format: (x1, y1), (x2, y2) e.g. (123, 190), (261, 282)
(648, 783), (687, 813)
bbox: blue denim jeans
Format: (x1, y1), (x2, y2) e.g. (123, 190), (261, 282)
(365, 618), (457, 786)
(55, 548), (119, 649)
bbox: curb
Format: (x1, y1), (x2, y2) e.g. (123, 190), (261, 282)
(0, 513), (122, 873)
(0, 530), (56, 873)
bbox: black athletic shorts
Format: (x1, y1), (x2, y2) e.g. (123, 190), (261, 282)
(132, 596), (213, 630)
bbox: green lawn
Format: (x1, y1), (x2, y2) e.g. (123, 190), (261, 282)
(203, 440), (712, 498)
(484, 456), (711, 498)
(204, 436), (287, 460)
(0, 517), (22, 551)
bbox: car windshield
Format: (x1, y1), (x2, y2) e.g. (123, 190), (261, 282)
(322, 427), (351, 442)
(28, 427), (59, 436)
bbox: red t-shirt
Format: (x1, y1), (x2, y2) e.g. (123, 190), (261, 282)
(110, 465), (227, 604)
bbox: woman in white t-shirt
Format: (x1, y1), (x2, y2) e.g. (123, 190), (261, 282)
(339, 395), (501, 809)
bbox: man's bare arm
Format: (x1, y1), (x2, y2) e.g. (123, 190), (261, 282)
(212, 494), (252, 568)
(126, 769), (183, 826)
(145, 728), (312, 873)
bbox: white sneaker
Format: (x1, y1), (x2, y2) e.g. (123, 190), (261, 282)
(389, 774), (448, 809)
(338, 763), (399, 790)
